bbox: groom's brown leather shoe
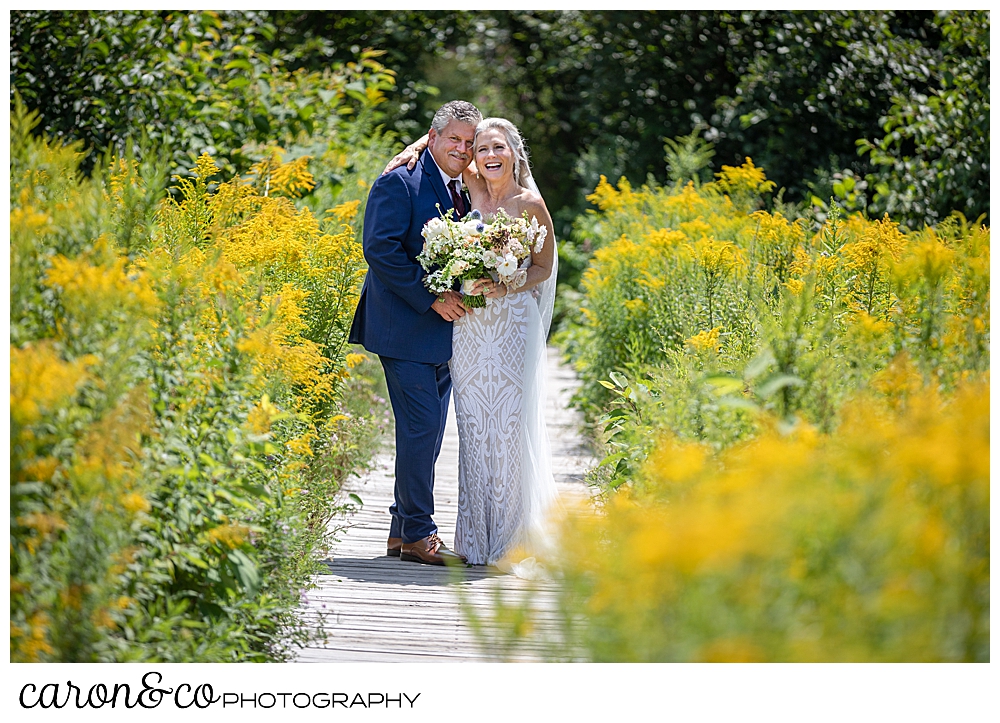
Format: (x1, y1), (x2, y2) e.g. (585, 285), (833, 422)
(400, 534), (467, 566)
(387, 537), (402, 557)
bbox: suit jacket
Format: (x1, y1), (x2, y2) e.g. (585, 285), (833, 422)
(348, 149), (469, 364)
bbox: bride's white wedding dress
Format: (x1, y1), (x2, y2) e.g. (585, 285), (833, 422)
(451, 252), (558, 578)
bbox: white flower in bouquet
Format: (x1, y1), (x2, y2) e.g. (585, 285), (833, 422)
(462, 219), (486, 236)
(418, 206), (545, 308)
(526, 215), (547, 253)
(417, 206), (492, 307)
(422, 217), (448, 242)
(496, 253), (518, 277)
(423, 268), (446, 291)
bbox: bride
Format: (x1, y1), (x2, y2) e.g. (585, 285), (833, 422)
(390, 118), (559, 576)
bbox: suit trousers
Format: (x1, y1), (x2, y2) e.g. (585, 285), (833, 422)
(379, 356), (452, 543)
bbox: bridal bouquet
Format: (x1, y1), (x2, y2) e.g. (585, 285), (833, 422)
(417, 207), (547, 308)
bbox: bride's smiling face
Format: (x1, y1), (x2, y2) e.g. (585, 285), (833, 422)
(475, 128), (514, 183)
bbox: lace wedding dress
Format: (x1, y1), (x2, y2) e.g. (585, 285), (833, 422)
(451, 252), (558, 578)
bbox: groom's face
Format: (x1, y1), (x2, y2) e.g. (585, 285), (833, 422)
(427, 119), (476, 178)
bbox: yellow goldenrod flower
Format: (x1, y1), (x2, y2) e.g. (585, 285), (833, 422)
(120, 492), (151, 515)
(345, 352), (367, 369)
(286, 433), (316, 457)
(329, 200), (361, 224)
(10, 342), (97, 426)
(714, 157), (776, 200)
(204, 523), (251, 549)
(685, 327), (722, 354)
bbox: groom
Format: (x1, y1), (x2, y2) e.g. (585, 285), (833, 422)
(348, 100), (482, 566)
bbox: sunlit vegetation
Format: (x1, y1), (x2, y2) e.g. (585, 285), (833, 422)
(546, 158), (989, 661)
(10, 90), (390, 660)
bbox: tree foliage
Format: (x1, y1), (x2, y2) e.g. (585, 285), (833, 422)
(443, 10), (988, 228)
(13, 10), (988, 228)
(856, 11), (990, 226)
(10, 10), (396, 177)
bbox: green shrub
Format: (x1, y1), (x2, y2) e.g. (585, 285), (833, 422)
(9, 96), (387, 661)
(537, 157), (989, 662)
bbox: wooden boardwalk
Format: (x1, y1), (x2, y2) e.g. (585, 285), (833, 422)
(294, 347), (595, 662)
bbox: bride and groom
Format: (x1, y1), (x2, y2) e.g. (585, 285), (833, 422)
(348, 100), (558, 574)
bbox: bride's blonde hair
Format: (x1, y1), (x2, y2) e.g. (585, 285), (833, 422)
(475, 117), (533, 189)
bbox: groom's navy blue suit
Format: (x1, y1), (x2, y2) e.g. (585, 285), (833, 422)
(348, 149), (468, 544)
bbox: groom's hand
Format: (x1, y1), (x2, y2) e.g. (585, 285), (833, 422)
(382, 144), (423, 175)
(431, 290), (467, 321)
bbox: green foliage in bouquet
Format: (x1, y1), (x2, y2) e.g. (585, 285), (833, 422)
(417, 209), (543, 309)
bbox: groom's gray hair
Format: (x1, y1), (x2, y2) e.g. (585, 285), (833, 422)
(430, 100), (483, 132)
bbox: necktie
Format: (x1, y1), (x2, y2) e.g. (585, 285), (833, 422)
(448, 180), (467, 218)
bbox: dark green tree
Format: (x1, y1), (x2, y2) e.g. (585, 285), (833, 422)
(10, 10), (396, 177)
(857, 11), (989, 226)
(13, 10), (988, 227)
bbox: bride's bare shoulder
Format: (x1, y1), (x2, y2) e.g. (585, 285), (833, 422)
(516, 187), (547, 213)
(518, 186), (543, 204)
(516, 188), (551, 221)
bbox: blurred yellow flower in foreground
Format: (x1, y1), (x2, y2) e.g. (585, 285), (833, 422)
(10, 342), (97, 426)
(558, 379), (989, 661)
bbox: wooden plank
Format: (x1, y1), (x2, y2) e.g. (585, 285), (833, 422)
(292, 347), (595, 663)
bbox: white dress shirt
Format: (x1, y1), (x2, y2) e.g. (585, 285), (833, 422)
(427, 150), (462, 189)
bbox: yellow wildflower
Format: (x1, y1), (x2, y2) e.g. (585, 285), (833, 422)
(92, 607), (117, 630)
(328, 200), (361, 224)
(45, 238), (160, 319)
(287, 432), (316, 457)
(685, 327), (722, 354)
(345, 352), (367, 369)
(11, 612), (55, 662)
(19, 457), (59, 483)
(18, 513), (69, 538)
(870, 353), (923, 402)
(120, 493), (151, 515)
(714, 157), (776, 200)
(10, 342), (97, 426)
(265, 155), (316, 198)
(204, 523), (251, 549)
(841, 215), (907, 271)
(247, 394), (280, 434)
(686, 238), (744, 276)
(785, 279), (805, 295)
(644, 228), (686, 250)
(644, 435), (710, 487)
(893, 238), (955, 287)
(586, 175), (623, 211)
(114, 596), (136, 610)
(663, 181), (713, 220)
(679, 218), (713, 240)
(10, 205), (53, 236)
